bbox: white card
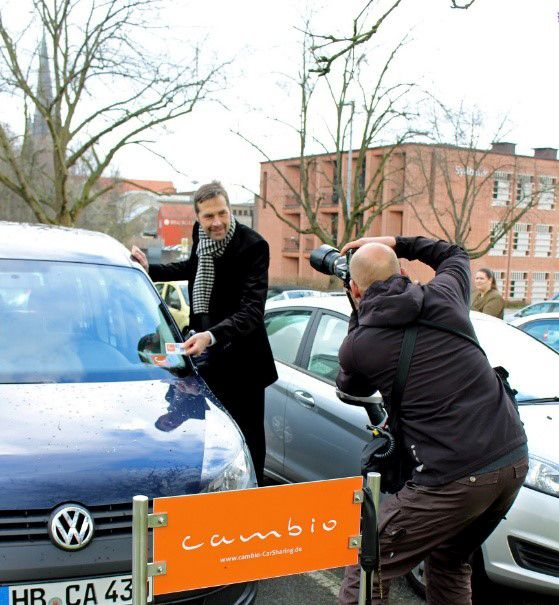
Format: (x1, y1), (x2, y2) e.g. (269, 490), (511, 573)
(165, 342), (186, 354)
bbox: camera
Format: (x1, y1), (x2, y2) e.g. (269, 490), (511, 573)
(309, 244), (353, 288)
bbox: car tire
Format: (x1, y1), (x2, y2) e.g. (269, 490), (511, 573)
(406, 550), (494, 602)
(406, 561), (426, 599)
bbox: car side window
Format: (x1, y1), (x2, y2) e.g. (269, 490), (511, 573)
(165, 285), (181, 310)
(524, 303), (543, 316)
(265, 310), (312, 365)
(306, 313), (348, 382)
(155, 283), (165, 295)
(521, 319), (559, 351)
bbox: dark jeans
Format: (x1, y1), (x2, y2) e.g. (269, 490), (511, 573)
(338, 457), (529, 605)
(207, 378), (266, 486)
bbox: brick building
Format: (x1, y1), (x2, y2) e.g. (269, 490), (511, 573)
(258, 143), (559, 302)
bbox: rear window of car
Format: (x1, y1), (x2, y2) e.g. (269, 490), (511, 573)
(0, 260), (190, 384)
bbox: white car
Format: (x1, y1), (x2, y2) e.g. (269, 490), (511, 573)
(264, 297), (559, 596)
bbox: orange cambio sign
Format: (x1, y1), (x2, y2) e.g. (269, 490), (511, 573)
(152, 477), (362, 594)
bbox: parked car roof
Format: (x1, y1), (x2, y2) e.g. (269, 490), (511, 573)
(510, 312), (559, 326)
(266, 294), (350, 313)
(0, 222), (136, 267)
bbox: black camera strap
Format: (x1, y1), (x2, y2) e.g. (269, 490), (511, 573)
(388, 324), (419, 428)
(361, 324), (418, 603)
(416, 319), (486, 356)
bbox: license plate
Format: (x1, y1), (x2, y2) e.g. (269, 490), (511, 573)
(0, 575), (152, 605)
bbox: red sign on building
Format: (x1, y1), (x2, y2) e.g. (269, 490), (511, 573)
(158, 204), (196, 246)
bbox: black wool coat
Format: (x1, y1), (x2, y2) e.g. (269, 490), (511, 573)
(149, 222), (278, 390)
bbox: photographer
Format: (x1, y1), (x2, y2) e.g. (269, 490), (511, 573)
(131, 181), (277, 485)
(336, 236), (527, 605)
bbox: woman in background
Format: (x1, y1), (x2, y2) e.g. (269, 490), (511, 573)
(471, 268), (505, 319)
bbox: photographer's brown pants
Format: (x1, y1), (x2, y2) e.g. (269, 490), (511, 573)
(338, 458), (528, 605)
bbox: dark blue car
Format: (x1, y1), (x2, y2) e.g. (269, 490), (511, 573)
(0, 223), (257, 605)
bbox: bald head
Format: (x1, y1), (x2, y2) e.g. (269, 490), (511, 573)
(349, 243), (401, 292)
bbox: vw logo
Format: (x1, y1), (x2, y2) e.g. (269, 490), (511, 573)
(48, 504), (95, 551)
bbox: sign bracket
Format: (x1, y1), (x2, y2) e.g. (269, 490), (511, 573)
(147, 562), (167, 577)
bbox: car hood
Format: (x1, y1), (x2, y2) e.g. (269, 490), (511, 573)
(519, 403), (559, 463)
(0, 374), (242, 508)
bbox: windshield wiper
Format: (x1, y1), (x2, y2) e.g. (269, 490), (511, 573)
(519, 396), (559, 404)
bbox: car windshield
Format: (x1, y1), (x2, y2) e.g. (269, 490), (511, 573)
(473, 316), (559, 403)
(0, 260), (190, 384)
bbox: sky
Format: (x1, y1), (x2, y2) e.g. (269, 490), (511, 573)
(3, 0), (559, 203)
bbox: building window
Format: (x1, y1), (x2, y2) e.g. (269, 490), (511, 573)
(488, 221), (508, 256)
(538, 176), (556, 210)
(512, 223), (531, 257)
(534, 224), (552, 257)
(493, 271), (506, 295)
(532, 272), (550, 301)
(554, 273), (559, 297)
(492, 172), (511, 206)
(509, 271), (528, 300)
(515, 174), (534, 208)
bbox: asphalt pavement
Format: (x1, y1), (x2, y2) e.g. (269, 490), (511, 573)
(255, 568), (558, 604)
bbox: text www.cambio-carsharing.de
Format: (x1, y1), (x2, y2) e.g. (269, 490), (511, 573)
(221, 546), (303, 563)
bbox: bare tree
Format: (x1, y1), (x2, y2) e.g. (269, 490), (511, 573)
(0, 123), (36, 222)
(236, 27), (417, 250)
(311, 0), (477, 76)
(407, 102), (550, 259)
(76, 173), (159, 245)
(0, 0), (222, 226)
(450, 1), (477, 8)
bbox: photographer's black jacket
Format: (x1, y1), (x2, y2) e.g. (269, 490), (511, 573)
(148, 222), (277, 389)
(337, 236), (527, 486)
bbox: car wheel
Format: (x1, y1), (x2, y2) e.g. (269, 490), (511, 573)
(406, 550), (492, 603)
(406, 561), (426, 599)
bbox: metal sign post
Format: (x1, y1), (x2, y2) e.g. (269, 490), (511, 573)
(132, 495), (168, 605)
(132, 496), (148, 605)
(358, 472), (381, 605)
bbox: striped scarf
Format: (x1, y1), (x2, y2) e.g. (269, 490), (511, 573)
(192, 217), (237, 314)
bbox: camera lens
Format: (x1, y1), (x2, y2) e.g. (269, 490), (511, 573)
(310, 244), (342, 276)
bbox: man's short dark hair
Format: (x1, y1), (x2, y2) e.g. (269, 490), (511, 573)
(193, 181), (230, 213)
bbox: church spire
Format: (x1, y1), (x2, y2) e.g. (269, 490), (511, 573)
(32, 33), (53, 139)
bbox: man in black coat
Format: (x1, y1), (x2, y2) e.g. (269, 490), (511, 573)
(131, 181), (277, 484)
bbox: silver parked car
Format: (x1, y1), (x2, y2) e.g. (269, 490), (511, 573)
(264, 296), (559, 596)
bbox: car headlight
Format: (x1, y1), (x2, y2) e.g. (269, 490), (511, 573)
(201, 445), (256, 492)
(524, 455), (559, 498)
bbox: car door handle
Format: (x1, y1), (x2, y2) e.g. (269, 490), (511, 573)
(293, 390), (315, 407)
